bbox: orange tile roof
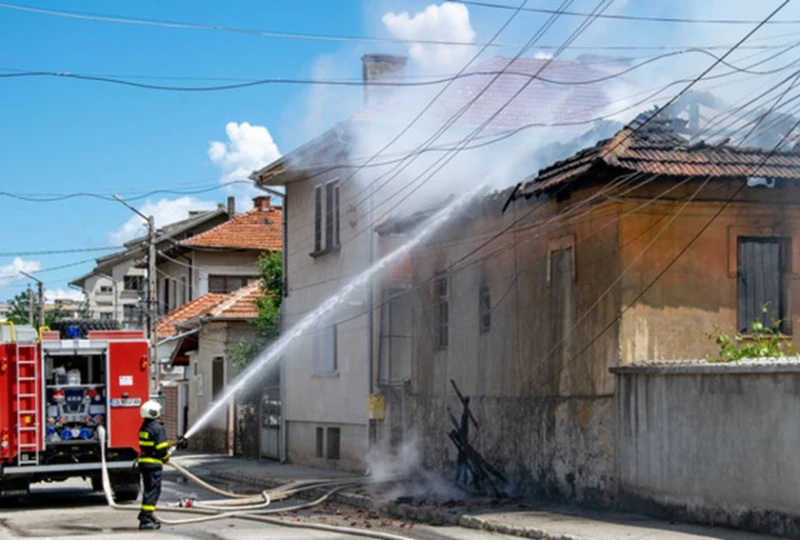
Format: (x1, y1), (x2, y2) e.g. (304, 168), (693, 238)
(157, 282), (263, 338)
(157, 293), (226, 338)
(180, 204), (282, 251)
(207, 281), (261, 319)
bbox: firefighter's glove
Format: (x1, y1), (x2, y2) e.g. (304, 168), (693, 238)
(176, 436), (189, 450)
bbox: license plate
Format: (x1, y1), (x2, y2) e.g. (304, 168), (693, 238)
(110, 398), (142, 407)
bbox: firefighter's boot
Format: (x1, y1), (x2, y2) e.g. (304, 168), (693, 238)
(139, 515), (161, 530)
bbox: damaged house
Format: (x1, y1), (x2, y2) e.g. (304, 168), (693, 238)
(252, 52), (632, 471)
(379, 112), (800, 535)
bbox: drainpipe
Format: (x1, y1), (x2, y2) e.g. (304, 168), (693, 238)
(255, 184), (288, 463)
(366, 177), (375, 463)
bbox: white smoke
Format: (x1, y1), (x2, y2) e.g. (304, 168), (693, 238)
(366, 432), (462, 501)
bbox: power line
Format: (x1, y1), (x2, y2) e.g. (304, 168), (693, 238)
(4, 44), (800, 92)
(460, 0), (800, 25)
(0, 246), (121, 257)
(1, 2), (797, 52)
(0, 2), (517, 49)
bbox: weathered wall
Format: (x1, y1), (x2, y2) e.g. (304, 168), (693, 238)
(619, 182), (800, 364)
(406, 189), (621, 504)
(281, 174), (372, 472)
(613, 363), (800, 538)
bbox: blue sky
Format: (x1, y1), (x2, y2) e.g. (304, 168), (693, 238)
(0, 0), (791, 302)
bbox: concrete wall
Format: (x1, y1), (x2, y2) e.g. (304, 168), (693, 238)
(613, 362), (800, 538)
(619, 182), (800, 364)
(405, 190), (621, 504)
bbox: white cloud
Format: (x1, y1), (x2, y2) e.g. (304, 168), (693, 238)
(45, 289), (84, 304)
(208, 121), (282, 204)
(382, 2), (476, 73)
(534, 51), (554, 60)
(108, 196), (218, 244)
(0, 258), (41, 287)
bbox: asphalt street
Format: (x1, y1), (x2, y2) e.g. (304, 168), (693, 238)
(0, 475), (519, 540)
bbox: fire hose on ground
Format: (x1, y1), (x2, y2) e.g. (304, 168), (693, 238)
(97, 427), (411, 539)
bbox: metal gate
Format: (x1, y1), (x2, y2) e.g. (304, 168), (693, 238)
(259, 383), (280, 459)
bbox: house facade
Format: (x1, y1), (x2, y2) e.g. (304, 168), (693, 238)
(252, 52), (631, 471)
(157, 283), (263, 454)
(70, 203), (231, 323)
(380, 114), (800, 507)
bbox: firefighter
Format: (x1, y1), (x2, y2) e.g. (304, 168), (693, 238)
(137, 400), (170, 530)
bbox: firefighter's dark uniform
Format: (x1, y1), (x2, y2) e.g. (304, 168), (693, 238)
(138, 419), (170, 529)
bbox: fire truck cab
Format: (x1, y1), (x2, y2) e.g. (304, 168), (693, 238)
(0, 322), (149, 500)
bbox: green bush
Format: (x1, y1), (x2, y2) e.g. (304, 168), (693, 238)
(707, 305), (796, 362)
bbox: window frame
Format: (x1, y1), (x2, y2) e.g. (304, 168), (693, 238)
(310, 179), (341, 257)
(208, 275), (255, 294)
(479, 278), (491, 334)
(312, 324), (339, 375)
(434, 271), (449, 350)
(737, 236), (791, 335)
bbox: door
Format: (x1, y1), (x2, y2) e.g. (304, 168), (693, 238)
(259, 383), (280, 459)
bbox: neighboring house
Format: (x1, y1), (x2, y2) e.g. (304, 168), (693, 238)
(156, 282), (263, 454)
(376, 112), (800, 510)
(71, 202), (232, 324)
(251, 53), (628, 471)
(156, 195), (282, 314)
(0, 303), (11, 321)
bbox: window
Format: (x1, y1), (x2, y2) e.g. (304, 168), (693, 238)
(212, 357), (225, 399)
(316, 427), (324, 458)
(99, 312), (113, 320)
(379, 289), (412, 382)
(123, 305), (137, 322)
(479, 279), (491, 333)
(208, 275), (254, 294)
(180, 276), (188, 306)
(313, 325), (338, 374)
(326, 427), (341, 460)
(435, 272), (448, 350)
(738, 237), (790, 334)
(99, 285), (113, 294)
(313, 180), (340, 255)
(123, 276), (143, 291)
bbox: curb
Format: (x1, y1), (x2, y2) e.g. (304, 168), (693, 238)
(208, 470), (582, 540)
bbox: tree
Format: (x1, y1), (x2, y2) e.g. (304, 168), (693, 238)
(229, 251), (282, 372)
(5, 289), (69, 328)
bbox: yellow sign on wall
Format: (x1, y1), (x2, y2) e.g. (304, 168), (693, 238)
(366, 393), (385, 420)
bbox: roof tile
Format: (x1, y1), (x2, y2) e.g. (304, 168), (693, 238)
(180, 204), (282, 251)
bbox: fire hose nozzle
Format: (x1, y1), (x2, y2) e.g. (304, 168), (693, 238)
(176, 436), (189, 450)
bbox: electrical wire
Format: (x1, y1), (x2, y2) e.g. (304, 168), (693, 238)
(3, 2), (799, 52)
(6, 45), (800, 92)
(459, 0), (800, 25)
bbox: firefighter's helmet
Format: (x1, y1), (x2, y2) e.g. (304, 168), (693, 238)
(140, 400), (162, 420)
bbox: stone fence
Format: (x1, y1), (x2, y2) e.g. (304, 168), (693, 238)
(611, 360), (800, 539)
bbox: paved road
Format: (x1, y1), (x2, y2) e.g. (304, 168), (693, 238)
(0, 475), (517, 540)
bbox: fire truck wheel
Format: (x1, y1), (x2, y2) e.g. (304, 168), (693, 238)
(90, 476), (103, 492)
(110, 471), (140, 502)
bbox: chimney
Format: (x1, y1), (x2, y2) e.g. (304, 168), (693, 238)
(361, 54), (408, 106)
(227, 196), (236, 217)
(253, 195), (271, 210)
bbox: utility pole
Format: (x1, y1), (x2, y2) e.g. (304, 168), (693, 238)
(113, 194), (159, 398)
(27, 284), (33, 326)
(21, 272), (45, 330)
(147, 215), (157, 389)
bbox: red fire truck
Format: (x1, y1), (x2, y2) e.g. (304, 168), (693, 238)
(0, 322), (149, 500)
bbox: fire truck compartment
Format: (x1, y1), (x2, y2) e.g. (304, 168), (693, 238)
(44, 351), (107, 446)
